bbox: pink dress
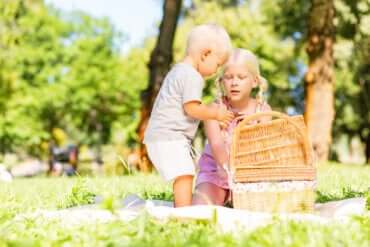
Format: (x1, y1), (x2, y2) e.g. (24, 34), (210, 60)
(195, 100), (268, 190)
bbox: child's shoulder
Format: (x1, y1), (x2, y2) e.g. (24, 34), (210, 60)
(261, 101), (272, 112)
(172, 62), (195, 72)
(165, 63), (191, 80)
(168, 63), (202, 82)
(254, 99), (271, 114)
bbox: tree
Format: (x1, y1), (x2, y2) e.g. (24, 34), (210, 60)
(0, 0), (45, 154)
(263, 0), (370, 163)
(137, 0), (183, 172)
(304, 0), (336, 161)
(353, 35), (370, 163)
(333, 0), (370, 164)
(0, 1), (126, 156)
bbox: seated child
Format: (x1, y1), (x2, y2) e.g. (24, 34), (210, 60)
(193, 48), (272, 206)
(144, 24), (234, 207)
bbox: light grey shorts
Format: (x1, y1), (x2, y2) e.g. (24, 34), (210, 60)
(145, 140), (195, 181)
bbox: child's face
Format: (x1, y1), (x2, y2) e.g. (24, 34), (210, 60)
(198, 50), (226, 77)
(222, 63), (258, 103)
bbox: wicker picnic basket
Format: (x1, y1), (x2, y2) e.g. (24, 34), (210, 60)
(229, 111), (316, 213)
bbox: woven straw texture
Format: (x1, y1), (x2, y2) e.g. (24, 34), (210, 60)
(232, 189), (315, 213)
(230, 111), (315, 183)
(229, 111), (316, 212)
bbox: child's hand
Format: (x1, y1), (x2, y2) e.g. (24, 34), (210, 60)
(216, 105), (234, 129)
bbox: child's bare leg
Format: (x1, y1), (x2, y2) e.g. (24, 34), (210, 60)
(173, 175), (193, 207)
(192, 182), (228, 206)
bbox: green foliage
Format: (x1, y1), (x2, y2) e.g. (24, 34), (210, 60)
(333, 0), (370, 149)
(241, 217), (369, 247)
(316, 187), (367, 203)
(262, 0), (370, 158)
(173, 1), (298, 109)
(58, 178), (95, 209)
(143, 190), (173, 201)
(1, 0), (369, 160)
(0, 0), (135, 155)
(100, 194), (120, 215)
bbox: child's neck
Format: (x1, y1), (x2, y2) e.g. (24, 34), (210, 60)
(182, 56), (198, 71)
(229, 97), (255, 114)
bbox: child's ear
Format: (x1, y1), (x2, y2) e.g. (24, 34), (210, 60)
(252, 76), (259, 88)
(201, 49), (211, 61)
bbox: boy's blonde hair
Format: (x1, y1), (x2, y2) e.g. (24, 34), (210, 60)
(220, 48), (268, 103)
(185, 23), (232, 58)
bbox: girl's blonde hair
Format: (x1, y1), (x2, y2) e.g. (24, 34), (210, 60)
(217, 48), (268, 104)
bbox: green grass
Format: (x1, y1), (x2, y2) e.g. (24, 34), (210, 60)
(0, 163), (369, 246)
(315, 162), (370, 203)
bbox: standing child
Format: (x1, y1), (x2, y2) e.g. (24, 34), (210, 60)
(144, 24), (234, 207)
(193, 48), (272, 206)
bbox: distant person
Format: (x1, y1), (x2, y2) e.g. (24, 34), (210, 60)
(49, 142), (79, 176)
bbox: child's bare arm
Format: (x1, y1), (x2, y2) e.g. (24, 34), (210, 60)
(204, 119), (229, 167)
(183, 101), (234, 125)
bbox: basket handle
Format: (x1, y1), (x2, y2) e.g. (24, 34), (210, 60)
(235, 111), (312, 165)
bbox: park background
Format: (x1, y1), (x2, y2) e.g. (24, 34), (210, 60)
(0, 1), (370, 246)
(1, 0), (369, 174)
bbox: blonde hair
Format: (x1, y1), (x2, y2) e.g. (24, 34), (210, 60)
(186, 23), (232, 58)
(217, 48), (268, 104)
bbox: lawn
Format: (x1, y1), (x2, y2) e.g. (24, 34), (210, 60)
(0, 163), (369, 246)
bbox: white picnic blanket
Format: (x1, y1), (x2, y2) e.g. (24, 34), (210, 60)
(15, 196), (367, 232)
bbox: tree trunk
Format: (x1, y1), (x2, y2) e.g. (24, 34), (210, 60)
(304, 0), (335, 161)
(136, 0), (182, 172)
(365, 132), (370, 164)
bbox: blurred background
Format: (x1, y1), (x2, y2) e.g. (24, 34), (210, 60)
(0, 0), (369, 178)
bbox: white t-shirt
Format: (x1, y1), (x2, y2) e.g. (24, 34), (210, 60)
(144, 62), (204, 143)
